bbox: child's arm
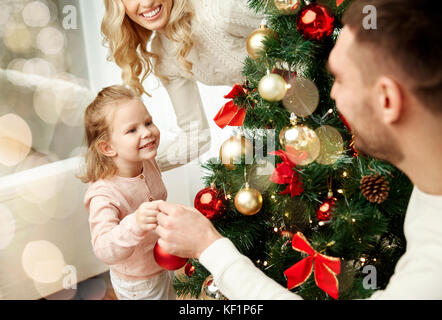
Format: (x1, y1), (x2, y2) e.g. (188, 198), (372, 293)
(88, 196), (155, 265)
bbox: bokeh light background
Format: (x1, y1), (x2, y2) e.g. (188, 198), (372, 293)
(0, 0), (107, 300)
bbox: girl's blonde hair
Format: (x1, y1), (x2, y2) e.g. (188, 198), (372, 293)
(101, 0), (194, 96)
(79, 85), (140, 183)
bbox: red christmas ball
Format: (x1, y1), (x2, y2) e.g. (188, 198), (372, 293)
(297, 3), (335, 41)
(316, 197), (336, 222)
(194, 186), (228, 220)
(184, 262), (196, 277)
(153, 242), (188, 271)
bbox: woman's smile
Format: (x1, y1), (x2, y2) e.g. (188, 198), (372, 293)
(139, 4), (163, 21)
(122, 0), (173, 31)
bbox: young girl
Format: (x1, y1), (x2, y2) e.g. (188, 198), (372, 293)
(80, 85), (175, 300)
(102, 0), (263, 171)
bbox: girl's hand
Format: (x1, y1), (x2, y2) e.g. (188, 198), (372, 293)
(135, 201), (160, 232)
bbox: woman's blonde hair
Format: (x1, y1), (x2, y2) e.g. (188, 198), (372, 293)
(79, 85), (140, 183)
(101, 0), (194, 96)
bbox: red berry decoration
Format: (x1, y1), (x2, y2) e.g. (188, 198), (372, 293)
(153, 242), (188, 271)
(297, 3), (335, 41)
(194, 186), (228, 220)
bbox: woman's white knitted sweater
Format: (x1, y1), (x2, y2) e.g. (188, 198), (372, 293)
(151, 0), (262, 171)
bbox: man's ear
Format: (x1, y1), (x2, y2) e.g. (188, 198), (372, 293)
(374, 76), (403, 124)
(97, 140), (117, 157)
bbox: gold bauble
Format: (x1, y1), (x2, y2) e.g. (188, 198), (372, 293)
(282, 77), (319, 117)
(258, 73), (288, 102)
(200, 275), (227, 300)
(279, 116), (320, 166)
(219, 134), (254, 170)
(274, 0), (302, 14)
(246, 24), (272, 60)
(234, 184), (263, 216)
(314, 125), (344, 165)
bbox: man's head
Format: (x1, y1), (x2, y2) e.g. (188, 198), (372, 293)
(328, 0), (442, 164)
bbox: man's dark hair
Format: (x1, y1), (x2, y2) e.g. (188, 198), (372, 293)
(342, 0), (442, 113)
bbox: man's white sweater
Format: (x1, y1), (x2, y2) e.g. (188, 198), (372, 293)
(200, 187), (442, 299)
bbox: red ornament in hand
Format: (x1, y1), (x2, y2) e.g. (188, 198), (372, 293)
(153, 242), (188, 270)
(194, 186), (228, 220)
(297, 3), (335, 41)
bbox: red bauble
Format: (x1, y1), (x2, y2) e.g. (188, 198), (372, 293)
(184, 262), (196, 277)
(316, 197), (336, 222)
(153, 242), (188, 271)
(194, 186), (228, 220)
(297, 3), (335, 41)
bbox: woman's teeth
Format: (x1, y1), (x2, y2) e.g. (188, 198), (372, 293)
(142, 6), (161, 18)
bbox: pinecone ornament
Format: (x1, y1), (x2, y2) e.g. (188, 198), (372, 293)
(360, 174), (390, 204)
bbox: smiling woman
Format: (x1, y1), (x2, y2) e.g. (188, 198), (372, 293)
(101, 0), (263, 171)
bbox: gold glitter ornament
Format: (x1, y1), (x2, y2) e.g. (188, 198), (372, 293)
(314, 125), (344, 165)
(282, 77), (319, 117)
(279, 114), (320, 166)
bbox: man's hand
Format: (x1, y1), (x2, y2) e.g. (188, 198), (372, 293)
(156, 201), (223, 259)
(135, 201), (161, 232)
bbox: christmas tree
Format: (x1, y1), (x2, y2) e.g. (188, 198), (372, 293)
(174, 0), (412, 300)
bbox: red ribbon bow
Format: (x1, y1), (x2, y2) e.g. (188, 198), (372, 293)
(269, 150), (304, 197)
(284, 232), (341, 299)
(213, 84), (248, 129)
